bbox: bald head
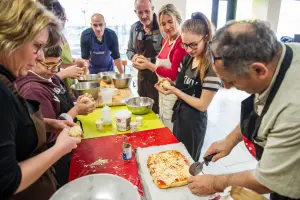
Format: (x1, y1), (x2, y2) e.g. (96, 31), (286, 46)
(211, 20), (281, 75)
(134, 0), (153, 8)
(91, 13), (105, 22)
(227, 22), (254, 36)
(91, 13), (106, 39)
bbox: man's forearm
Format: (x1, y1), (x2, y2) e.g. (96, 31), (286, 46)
(226, 124), (243, 147)
(114, 58), (124, 74)
(213, 170), (272, 194)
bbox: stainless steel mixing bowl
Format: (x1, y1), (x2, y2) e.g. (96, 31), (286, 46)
(70, 82), (100, 100)
(112, 74), (132, 89)
(125, 97), (154, 115)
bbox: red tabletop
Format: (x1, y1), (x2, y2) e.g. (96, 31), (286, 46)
(69, 127), (178, 195)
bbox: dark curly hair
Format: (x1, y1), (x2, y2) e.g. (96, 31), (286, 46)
(212, 20), (281, 75)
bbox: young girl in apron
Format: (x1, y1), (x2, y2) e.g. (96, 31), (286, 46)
(133, 4), (187, 131)
(155, 12), (222, 161)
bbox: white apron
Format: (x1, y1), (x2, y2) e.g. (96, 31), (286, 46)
(156, 36), (180, 131)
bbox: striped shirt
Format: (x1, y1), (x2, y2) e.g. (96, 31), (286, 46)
(176, 55), (222, 98)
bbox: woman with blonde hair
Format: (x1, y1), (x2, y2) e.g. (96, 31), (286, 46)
(133, 4), (187, 130)
(156, 12), (222, 161)
(0, 0), (80, 199)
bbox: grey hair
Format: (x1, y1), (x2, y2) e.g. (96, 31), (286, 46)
(134, 0), (154, 9)
(212, 20), (281, 75)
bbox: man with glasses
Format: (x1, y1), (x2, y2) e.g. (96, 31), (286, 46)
(81, 13), (124, 74)
(126, 0), (163, 114)
(187, 20), (300, 200)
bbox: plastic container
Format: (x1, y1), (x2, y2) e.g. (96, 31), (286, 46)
(101, 88), (116, 104)
(115, 110), (132, 132)
(96, 120), (103, 131)
(130, 122), (138, 132)
(101, 106), (112, 127)
(136, 116), (143, 126)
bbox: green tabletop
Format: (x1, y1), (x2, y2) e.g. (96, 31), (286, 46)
(77, 106), (165, 139)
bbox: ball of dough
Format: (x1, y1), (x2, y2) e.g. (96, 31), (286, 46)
(159, 80), (171, 90)
(79, 96), (92, 103)
(68, 126), (83, 138)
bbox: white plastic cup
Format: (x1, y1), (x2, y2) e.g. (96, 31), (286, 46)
(101, 88), (116, 104)
(136, 116), (143, 126)
(130, 122), (138, 132)
(115, 110), (132, 132)
(96, 120), (103, 131)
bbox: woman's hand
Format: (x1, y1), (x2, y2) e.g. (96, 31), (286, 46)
(154, 78), (176, 95)
(44, 118), (77, 134)
(54, 128), (81, 155)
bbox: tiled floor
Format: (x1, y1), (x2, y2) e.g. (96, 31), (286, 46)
(202, 88), (258, 174)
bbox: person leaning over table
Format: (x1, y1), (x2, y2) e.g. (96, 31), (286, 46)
(132, 4), (187, 130)
(155, 12), (222, 162)
(0, 0), (81, 199)
(187, 20), (300, 200)
(80, 13), (124, 74)
(15, 45), (95, 187)
(126, 0), (163, 114)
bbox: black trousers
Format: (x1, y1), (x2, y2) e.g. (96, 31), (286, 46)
(47, 141), (72, 188)
(173, 103), (207, 162)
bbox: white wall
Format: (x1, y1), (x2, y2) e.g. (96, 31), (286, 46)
(152, 0), (187, 22)
(252, 0), (282, 33)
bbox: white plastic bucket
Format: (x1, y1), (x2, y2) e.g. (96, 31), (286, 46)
(115, 110), (132, 131)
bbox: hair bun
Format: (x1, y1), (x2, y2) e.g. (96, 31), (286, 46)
(191, 12), (202, 20)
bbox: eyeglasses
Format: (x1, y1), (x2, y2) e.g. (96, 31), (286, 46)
(180, 37), (205, 50)
(39, 59), (62, 70)
(207, 41), (222, 64)
(33, 42), (44, 55)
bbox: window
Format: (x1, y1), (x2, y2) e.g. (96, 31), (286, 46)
(277, 0), (300, 38)
(186, 0), (212, 21)
(59, 0), (137, 58)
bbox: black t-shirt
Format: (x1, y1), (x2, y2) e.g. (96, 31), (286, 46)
(176, 55), (221, 98)
(0, 65), (38, 198)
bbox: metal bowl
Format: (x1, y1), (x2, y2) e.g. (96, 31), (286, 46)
(77, 74), (101, 83)
(112, 74), (132, 89)
(98, 71), (117, 84)
(50, 174), (140, 200)
(125, 97), (154, 115)
(71, 82), (100, 100)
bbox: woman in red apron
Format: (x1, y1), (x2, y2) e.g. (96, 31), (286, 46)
(132, 4), (187, 130)
(0, 0), (80, 199)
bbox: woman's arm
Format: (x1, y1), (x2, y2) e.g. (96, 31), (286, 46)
(15, 129), (80, 194)
(156, 43), (187, 81)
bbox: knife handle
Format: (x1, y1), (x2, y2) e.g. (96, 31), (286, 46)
(204, 153), (217, 166)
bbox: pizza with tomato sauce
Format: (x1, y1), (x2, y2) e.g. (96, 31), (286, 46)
(147, 150), (191, 189)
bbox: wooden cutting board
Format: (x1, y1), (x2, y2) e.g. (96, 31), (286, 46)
(96, 80), (138, 107)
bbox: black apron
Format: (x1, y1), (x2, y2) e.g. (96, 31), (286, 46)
(134, 30), (159, 114)
(47, 79), (75, 187)
(240, 45), (299, 200)
(172, 62), (207, 162)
